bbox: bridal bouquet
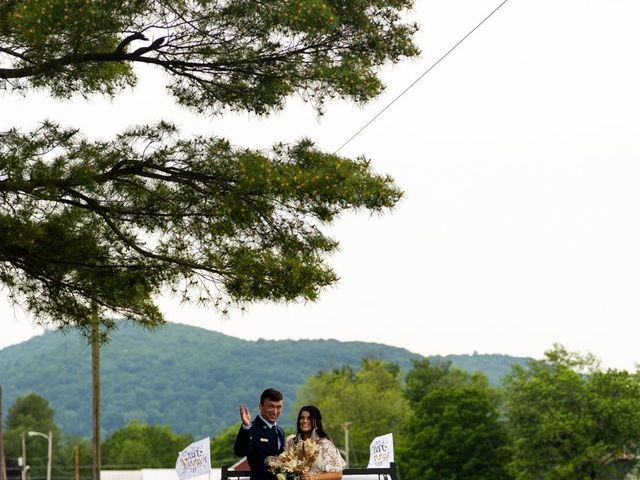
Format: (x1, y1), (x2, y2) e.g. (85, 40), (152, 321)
(266, 438), (319, 480)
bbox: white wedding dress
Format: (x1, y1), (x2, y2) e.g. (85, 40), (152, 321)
(284, 433), (347, 473)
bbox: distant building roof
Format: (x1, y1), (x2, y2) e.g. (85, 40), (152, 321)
(229, 458), (250, 472)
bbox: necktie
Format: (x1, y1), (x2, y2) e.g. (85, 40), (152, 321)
(272, 425), (281, 448)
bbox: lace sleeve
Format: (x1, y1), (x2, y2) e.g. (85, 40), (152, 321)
(284, 434), (296, 452)
(317, 438), (346, 472)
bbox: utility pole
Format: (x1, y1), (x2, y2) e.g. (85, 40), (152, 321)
(20, 433), (26, 480)
(341, 422), (352, 468)
(0, 385), (6, 480)
(74, 445), (80, 480)
(91, 314), (101, 480)
(46, 431), (52, 480)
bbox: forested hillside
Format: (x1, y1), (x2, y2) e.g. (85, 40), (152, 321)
(0, 323), (527, 438)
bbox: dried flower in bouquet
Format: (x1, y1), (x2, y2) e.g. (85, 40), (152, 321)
(266, 438), (319, 480)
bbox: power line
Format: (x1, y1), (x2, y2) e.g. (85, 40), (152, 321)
(335, 0), (513, 153)
(33, 344), (90, 392)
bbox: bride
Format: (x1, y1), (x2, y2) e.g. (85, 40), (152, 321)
(286, 405), (346, 480)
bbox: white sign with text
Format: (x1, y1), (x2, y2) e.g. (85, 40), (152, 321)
(367, 433), (394, 468)
(175, 437), (211, 480)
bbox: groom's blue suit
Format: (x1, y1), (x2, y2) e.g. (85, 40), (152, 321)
(233, 415), (285, 480)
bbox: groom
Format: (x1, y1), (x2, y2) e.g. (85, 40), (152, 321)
(233, 387), (285, 480)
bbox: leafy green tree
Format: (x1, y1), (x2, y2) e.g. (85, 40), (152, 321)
(101, 421), (193, 469)
(294, 358), (410, 467)
(398, 358), (511, 480)
(211, 424), (241, 467)
(0, 0), (419, 112)
(0, 0), (419, 333)
(399, 386), (512, 480)
(504, 345), (640, 480)
(2, 392), (95, 480)
(6, 392), (57, 431)
(3, 393), (61, 479)
(404, 357), (492, 405)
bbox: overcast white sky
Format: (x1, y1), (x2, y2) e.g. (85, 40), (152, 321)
(2, 0), (640, 370)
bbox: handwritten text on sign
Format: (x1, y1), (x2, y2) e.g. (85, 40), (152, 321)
(367, 433), (394, 468)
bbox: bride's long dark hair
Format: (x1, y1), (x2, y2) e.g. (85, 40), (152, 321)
(296, 405), (333, 442)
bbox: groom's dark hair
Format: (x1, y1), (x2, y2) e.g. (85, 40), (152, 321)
(260, 387), (283, 404)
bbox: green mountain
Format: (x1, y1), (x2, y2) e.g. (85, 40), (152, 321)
(0, 322), (528, 439)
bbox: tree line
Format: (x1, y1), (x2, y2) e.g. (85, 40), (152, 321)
(0, 323), (423, 439)
(4, 344), (640, 480)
